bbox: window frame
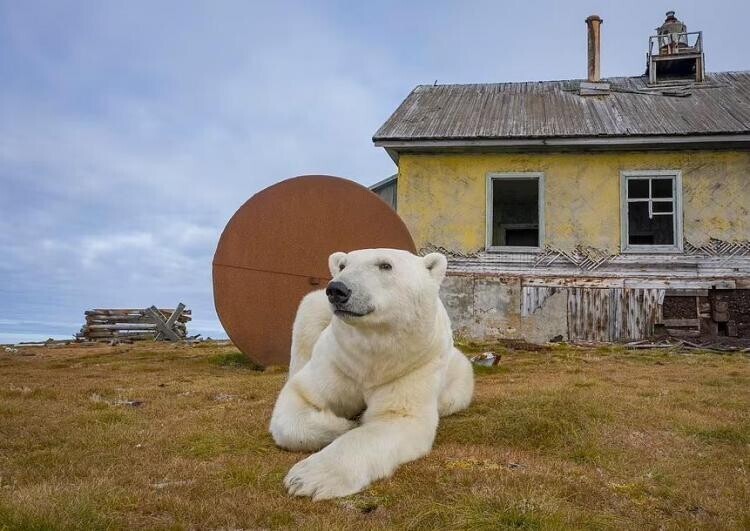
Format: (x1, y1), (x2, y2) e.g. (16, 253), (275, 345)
(485, 172), (545, 253)
(620, 170), (683, 254)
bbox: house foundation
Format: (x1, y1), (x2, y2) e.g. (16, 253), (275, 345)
(438, 250), (750, 343)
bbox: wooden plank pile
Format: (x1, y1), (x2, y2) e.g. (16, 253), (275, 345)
(77, 304), (190, 342)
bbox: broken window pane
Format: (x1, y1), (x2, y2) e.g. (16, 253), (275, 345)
(492, 178), (539, 247)
(627, 179), (649, 198)
(652, 178), (673, 198)
(625, 175), (678, 248)
(627, 201), (674, 245)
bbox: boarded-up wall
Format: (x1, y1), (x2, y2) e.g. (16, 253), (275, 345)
(566, 288), (664, 342)
(519, 285), (665, 342)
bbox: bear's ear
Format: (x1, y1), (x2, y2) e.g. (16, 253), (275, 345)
(423, 252), (447, 283)
(328, 251), (347, 277)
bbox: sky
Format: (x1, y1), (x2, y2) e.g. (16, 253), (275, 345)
(1, 0), (748, 344)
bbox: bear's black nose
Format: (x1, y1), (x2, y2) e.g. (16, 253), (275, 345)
(326, 281), (351, 304)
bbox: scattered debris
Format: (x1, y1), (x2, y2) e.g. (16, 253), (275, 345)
(7, 385), (32, 395)
(108, 338), (134, 346)
(446, 458), (500, 471)
(14, 339), (78, 347)
(3, 347), (18, 353)
(623, 337), (750, 353)
(150, 479), (195, 490)
(213, 393), (235, 402)
(471, 352), (502, 367)
(337, 496), (381, 515)
(117, 399), (144, 408)
(687, 505), (711, 516)
(88, 393), (144, 407)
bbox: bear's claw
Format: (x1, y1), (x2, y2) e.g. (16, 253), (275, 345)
(284, 453), (362, 500)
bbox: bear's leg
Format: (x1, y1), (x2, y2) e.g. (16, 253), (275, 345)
(284, 366), (440, 500)
(289, 290), (331, 377)
(438, 347), (474, 417)
(270, 379), (355, 452)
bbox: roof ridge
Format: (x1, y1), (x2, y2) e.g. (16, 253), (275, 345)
(415, 70), (750, 90)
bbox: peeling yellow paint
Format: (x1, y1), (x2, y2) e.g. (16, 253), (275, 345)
(397, 151), (750, 252)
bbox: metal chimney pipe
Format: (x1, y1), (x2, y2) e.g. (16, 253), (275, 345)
(585, 15), (603, 82)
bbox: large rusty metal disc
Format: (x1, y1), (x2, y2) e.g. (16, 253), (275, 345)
(212, 175), (416, 366)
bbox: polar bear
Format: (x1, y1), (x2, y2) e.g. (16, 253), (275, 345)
(269, 248), (474, 500)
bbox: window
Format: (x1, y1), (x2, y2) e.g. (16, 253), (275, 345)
(486, 173), (544, 251)
(621, 171), (683, 252)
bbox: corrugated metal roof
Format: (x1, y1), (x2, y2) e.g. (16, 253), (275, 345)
(373, 72), (750, 142)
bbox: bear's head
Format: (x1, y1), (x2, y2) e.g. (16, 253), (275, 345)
(325, 248), (447, 328)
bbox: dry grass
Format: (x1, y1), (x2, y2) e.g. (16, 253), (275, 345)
(1, 341), (749, 529)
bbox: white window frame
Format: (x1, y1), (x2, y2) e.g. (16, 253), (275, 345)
(486, 172), (545, 253)
(620, 170), (683, 253)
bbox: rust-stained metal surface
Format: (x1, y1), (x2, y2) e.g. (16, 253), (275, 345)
(212, 175), (416, 366)
(373, 72), (750, 141)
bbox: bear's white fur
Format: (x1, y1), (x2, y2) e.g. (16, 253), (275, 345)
(270, 248), (474, 500)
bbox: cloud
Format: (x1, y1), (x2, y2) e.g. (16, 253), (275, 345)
(0, 1), (405, 341)
(1, 0), (748, 342)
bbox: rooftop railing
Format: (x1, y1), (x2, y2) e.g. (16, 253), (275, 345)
(648, 31), (703, 57)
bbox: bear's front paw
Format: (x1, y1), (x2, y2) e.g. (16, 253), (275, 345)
(284, 452), (364, 500)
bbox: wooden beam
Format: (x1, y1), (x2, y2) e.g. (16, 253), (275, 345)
(665, 289), (708, 297)
(155, 303), (186, 340)
(623, 279), (736, 289)
(663, 318), (700, 328)
(523, 277), (624, 288)
(145, 306), (181, 341)
(666, 329), (701, 337)
(85, 324), (158, 330)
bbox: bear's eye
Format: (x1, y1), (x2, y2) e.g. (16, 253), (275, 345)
(378, 262), (392, 271)
(338, 264), (345, 271)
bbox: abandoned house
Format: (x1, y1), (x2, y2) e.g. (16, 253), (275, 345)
(372, 12), (750, 343)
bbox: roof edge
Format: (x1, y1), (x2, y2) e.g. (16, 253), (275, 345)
(404, 70), (750, 91)
(374, 133), (750, 153)
(370, 174), (397, 191)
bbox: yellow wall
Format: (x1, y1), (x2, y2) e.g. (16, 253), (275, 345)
(397, 150), (750, 253)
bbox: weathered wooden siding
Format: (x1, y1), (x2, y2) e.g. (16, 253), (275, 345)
(521, 286), (665, 341)
(567, 288), (664, 342)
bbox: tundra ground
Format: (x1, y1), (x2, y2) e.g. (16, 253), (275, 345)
(0, 341), (748, 529)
